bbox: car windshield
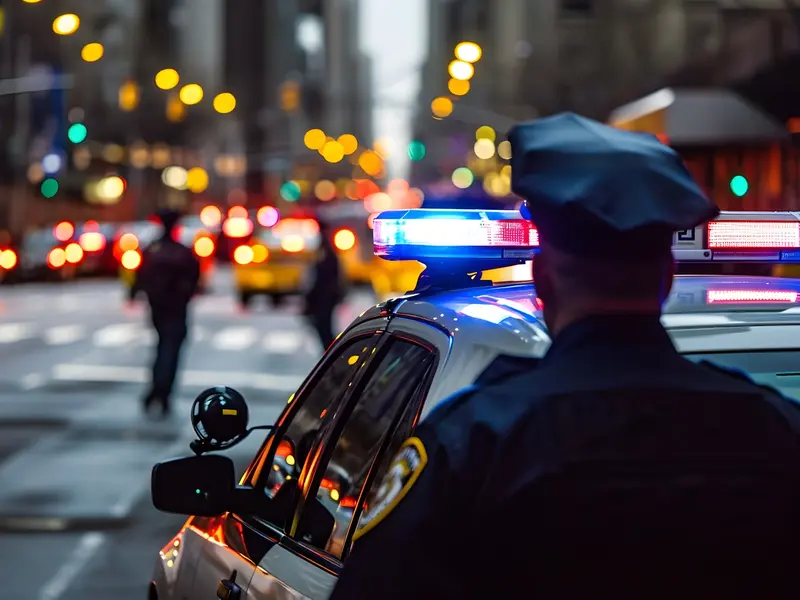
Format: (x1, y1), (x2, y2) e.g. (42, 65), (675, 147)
(256, 219), (320, 252)
(23, 230), (56, 249)
(683, 351), (800, 403)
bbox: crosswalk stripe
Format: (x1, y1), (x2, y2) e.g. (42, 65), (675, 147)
(93, 323), (143, 347)
(262, 331), (305, 354)
(0, 323), (34, 343)
(43, 324), (85, 345)
(51, 363), (303, 392)
(211, 326), (258, 351)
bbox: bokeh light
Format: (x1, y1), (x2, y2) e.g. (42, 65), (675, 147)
(455, 41), (482, 63)
(448, 60), (474, 81)
(497, 140), (512, 160)
(476, 126), (496, 142)
(321, 141), (345, 163)
(280, 181), (302, 202)
(337, 134), (358, 155)
(200, 205), (222, 228)
(333, 229), (356, 251)
(358, 150), (384, 177)
(474, 138), (496, 159)
(448, 79), (470, 96)
(213, 92), (236, 114)
(53, 14), (80, 35)
(40, 178), (59, 198)
(179, 84), (204, 105)
(314, 180), (337, 201)
(431, 97), (453, 118)
(257, 206), (279, 227)
(80, 43), (104, 62)
(155, 69), (180, 90)
(186, 167), (209, 193)
(451, 167), (474, 189)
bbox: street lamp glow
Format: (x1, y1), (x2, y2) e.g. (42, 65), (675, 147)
(53, 14), (80, 36)
(80, 43), (104, 62)
(179, 84), (204, 105)
(212, 92), (236, 114)
(448, 60), (474, 81)
(431, 96), (453, 118)
(455, 41), (482, 63)
(155, 68), (180, 90)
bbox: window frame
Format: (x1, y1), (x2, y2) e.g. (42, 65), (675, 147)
(236, 318), (390, 536)
(282, 331), (439, 567)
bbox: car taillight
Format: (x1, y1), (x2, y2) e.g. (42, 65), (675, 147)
(79, 231), (106, 252)
(251, 244), (268, 263)
(121, 249), (142, 270)
(233, 245), (254, 265)
(194, 236), (215, 258)
(0, 249), (16, 270)
(64, 242), (83, 264)
(333, 228), (356, 251)
(48, 247), (66, 268)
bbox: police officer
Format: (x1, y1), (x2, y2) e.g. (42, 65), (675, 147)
(137, 209), (200, 416)
(303, 218), (345, 351)
(330, 113), (800, 599)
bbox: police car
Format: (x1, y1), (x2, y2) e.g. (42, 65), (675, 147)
(149, 208), (800, 600)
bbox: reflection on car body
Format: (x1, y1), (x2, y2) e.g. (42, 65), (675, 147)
(150, 209), (800, 599)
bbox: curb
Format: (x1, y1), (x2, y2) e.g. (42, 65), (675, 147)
(0, 514), (132, 533)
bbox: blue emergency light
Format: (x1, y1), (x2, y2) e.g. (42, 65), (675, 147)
(673, 211), (800, 263)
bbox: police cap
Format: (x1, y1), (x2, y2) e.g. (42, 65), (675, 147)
(508, 112), (719, 258)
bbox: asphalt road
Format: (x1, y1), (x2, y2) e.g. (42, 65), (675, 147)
(0, 268), (376, 599)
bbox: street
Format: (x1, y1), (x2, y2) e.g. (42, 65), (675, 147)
(0, 268), (376, 599)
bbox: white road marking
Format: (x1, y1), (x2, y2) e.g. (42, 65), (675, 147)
(37, 532), (105, 600)
(0, 323), (34, 343)
(51, 363), (303, 391)
(92, 323), (142, 347)
(211, 326), (258, 350)
(43, 324), (85, 345)
(20, 372), (45, 390)
(263, 331), (305, 354)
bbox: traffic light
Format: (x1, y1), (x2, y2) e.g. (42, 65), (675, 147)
(67, 123), (87, 144)
(730, 175), (749, 197)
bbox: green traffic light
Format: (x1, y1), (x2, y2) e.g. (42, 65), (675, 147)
(408, 141), (426, 161)
(730, 175), (749, 197)
(67, 123), (87, 144)
(279, 181), (301, 202)
(41, 178), (59, 198)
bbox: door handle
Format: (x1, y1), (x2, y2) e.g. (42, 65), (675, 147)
(217, 569), (242, 600)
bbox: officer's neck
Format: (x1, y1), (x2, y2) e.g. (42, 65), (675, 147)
(547, 301), (662, 338)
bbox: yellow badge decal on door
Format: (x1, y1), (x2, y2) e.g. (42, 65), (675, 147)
(353, 436), (428, 541)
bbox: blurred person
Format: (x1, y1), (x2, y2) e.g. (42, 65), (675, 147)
(304, 218), (346, 351)
(331, 114), (800, 599)
(136, 209), (201, 417)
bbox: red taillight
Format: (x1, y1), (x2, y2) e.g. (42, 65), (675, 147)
(53, 221), (74, 242)
(48, 247), (66, 268)
(233, 245), (253, 265)
(0, 249), (16, 270)
(194, 236), (215, 258)
(121, 249), (142, 270)
(707, 221), (800, 249)
(223, 217), (253, 238)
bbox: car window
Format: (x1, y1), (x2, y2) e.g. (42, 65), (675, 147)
(246, 335), (379, 530)
(294, 339), (434, 558)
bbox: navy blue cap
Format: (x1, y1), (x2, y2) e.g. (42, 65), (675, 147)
(509, 112), (719, 258)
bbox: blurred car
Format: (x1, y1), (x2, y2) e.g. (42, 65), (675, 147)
(10, 227), (79, 282)
(232, 216), (320, 308)
(72, 221), (119, 277)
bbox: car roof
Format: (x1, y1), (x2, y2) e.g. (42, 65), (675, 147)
(356, 274), (800, 361)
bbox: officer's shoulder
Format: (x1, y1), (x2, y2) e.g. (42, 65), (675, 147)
(697, 360), (785, 398)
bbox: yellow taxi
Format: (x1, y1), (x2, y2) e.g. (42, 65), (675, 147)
(233, 217), (320, 308)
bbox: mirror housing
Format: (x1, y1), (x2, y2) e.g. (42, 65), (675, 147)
(151, 455), (236, 516)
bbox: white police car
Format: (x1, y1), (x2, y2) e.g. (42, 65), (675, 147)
(149, 209), (800, 600)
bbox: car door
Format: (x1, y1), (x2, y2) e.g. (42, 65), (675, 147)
(246, 333), (439, 599)
(186, 327), (385, 600)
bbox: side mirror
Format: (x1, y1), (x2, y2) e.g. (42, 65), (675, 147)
(151, 455), (235, 516)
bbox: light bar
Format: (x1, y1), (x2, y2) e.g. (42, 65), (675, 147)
(706, 290), (799, 304)
(373, 209), (538, 263)
(673, 211), (800, 263)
